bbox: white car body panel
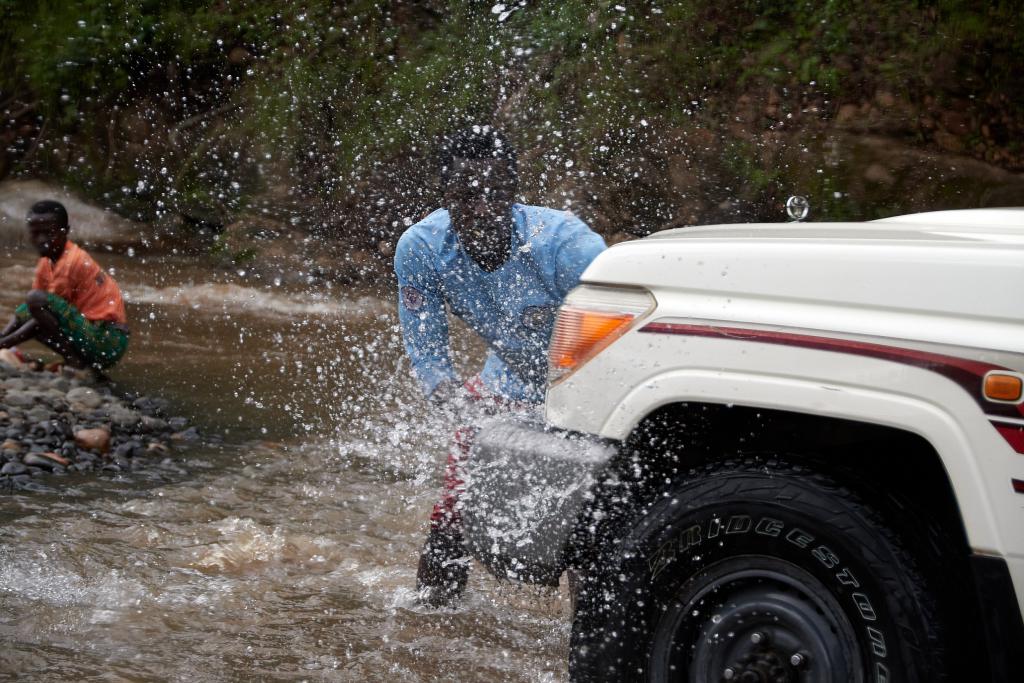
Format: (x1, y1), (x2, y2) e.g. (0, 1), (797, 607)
(544, 209), (1024, 619)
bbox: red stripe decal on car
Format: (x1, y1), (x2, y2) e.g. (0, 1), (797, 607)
(993, 422), (1024, 455)
(640, 322), (1024, 422)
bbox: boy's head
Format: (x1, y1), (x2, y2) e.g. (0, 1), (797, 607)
(26, 200), (69, 259)
(439, 125), (518, 269)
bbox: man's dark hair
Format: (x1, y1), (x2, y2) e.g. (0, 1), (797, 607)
(27, 200), (69, 231)
(439, 125), (517, 187)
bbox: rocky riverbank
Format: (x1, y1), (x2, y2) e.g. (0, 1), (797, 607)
(0, 356), (201, 492)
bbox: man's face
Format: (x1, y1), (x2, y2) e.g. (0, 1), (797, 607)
(26, 216), (66, 258)
(444, 157), (517, 267)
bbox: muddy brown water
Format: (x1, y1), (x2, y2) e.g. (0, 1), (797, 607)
(0, 241), (570, 681)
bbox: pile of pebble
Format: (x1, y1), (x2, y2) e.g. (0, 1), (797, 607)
(0, 361), (199, 492)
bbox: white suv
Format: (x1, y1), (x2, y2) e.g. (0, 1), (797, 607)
(462, 208), (1024, 682)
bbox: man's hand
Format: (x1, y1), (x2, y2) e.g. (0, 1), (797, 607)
(429, 379), (465, 406)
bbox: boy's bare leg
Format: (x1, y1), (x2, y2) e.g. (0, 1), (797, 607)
(24, 290), (90, 368)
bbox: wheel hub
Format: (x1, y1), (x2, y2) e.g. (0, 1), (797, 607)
(722, 642), (796, 683)
(648, 556), (862, 683)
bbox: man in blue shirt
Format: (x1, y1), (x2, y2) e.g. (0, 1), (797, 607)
(395, 126), (606, 605)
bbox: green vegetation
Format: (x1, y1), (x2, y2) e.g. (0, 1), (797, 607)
(0, 0), (1021, 231)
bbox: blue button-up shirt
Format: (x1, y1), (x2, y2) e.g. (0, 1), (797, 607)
(394, 203), (606, 402)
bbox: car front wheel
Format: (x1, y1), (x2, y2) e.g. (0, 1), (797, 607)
(569, 459), (946, 682)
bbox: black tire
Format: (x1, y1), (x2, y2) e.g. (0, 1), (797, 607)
(570, 459), (946, 682)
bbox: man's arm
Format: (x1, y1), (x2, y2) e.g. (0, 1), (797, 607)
(0, 317), (37, 349)
(1, 315), (18, 337)
(553, 216), (608, 298)
(394, 231), (457, 398)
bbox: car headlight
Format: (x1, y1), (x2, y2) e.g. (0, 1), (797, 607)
(548, 284), (656, 386)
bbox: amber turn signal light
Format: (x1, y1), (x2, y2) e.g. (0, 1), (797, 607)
(548, 285), (655, 386)
(550, 308), (636, 370)
(984, 372), (1023, 402)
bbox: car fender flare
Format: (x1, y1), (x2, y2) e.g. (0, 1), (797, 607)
(598, 367), (1004, 554)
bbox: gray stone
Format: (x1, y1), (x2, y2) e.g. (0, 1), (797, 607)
(134, 396), (170, 415)
(108, 406), (141, 429)
(23, 453), (56, 470)
(4, 391), (36, 408)
(26, 406), (52, 423)
(66, 386), (102, 410)
(170, 427), (199, 442)
(47, 377), (70, 392)
(114, 441), (143, 459)
(1, 462), (27, 476)
(140, 415), (168, 432)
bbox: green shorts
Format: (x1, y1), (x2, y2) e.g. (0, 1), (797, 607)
(16, 293), (129, 368)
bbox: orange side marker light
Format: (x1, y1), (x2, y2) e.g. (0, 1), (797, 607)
(984, 373), (1023, 402)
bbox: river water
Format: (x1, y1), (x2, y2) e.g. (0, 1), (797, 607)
(0, 219), (571, 680)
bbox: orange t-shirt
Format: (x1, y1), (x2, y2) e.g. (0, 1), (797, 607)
(32, 241), (127, 325)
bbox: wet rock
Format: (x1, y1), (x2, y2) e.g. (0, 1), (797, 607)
(24, 452), (70, 469)
(133, 396), (169, 415)
(159, 458), (187, 475)
(114, 441), (143, 459)
(26, 406), (52, 423)
(170, 427), (200, 442)
(1, 462), (27, 476)
(5, 391), (35, 408)
(67, 386), (103, 409)
(74, 427), (111, 453)
(168, 416), (189, 430)
(44, 419), (72, 440)
(47, 376), (70, 392)
(108, 406), (142, 429)
(147, 442), (169, 455)
(140, 415), (169, 432)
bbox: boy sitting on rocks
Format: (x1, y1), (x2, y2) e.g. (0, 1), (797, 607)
(0, 200), (129, 370)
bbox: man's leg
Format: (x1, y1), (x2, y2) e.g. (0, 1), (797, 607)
(24, 290), (90, 367)
(416, 424), (475, 606)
